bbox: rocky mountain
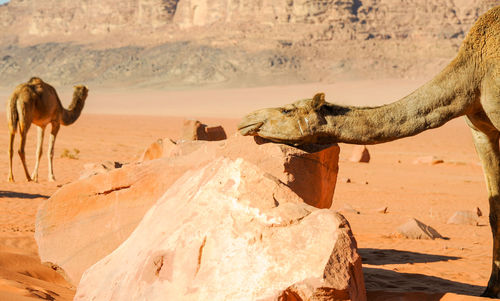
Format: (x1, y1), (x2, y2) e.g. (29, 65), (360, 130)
(0, 0), (498, 88)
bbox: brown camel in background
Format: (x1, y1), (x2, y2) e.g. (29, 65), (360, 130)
(7, 77), (88, 182)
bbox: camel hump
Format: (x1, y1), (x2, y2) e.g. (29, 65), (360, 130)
(461, 6), (499, 58)
(27, 76), (44, 96)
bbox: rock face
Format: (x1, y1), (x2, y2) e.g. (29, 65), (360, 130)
(0, 1), (497, 88)
(1, 0), (495, 40)
(139, 134), (340, 208)
(74, 158), (366, 301)
(35, 158), (195, 285)
(35, 134), (339, 285)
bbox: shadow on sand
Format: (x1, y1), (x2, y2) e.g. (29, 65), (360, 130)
(0, 190), (49, 199)
(364, 267), (485, 298)
(359, 248), (460, 265)
(361, 249), (484, 299)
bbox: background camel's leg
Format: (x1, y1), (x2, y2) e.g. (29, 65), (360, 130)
(18, 122), (32, 182)
(8, 132), (15, 182)
(469, 126), (500, 297)
(47, 123), (60, 182)
(31, 126), (45, 182)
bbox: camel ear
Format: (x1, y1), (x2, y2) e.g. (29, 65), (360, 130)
(311, 93), (325, 109)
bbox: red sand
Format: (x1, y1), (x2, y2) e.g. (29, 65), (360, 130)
(0, 80), (493, 300)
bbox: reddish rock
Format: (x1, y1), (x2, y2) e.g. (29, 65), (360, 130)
(36, 158), (200, 285)
(138, 138), (177, 162)
(180, 119), (206, 141)
(75, 158), (365, 301)
(447, 211), (479, 226)
(396, 218), (443, 240)
(141, 134), (339, 208)
(35, 134), (339, 285)
(180, 119), (227, 141)
(349, 145), (370, 163)
(412, 155), (444, 165)
(213, 135), (340, 209)
(205, 125), (227, 141)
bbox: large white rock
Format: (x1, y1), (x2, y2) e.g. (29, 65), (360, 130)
(75, 158), (366, 301)
(35, 135), (339, 286)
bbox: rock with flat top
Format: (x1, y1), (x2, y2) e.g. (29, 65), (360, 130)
(75, 158), (366, 301)
(180, 119), (227, 141)
(180, 119), (205, 141)
(396, 218), (443, 240)
(204, 125), (227, 141)
(140, 134), (339, 208)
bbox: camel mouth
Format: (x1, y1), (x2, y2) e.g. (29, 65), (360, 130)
(237, 121), (264, 136)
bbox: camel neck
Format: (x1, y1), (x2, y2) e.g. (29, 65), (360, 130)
(61, 92), (85, 126)
(321, 53), (480, 144)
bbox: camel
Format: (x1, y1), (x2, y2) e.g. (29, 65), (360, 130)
(7, 77), (88, 182)
(238, 6), (500, 297)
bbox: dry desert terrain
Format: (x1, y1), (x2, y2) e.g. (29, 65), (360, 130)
(0, 80), (494, 300)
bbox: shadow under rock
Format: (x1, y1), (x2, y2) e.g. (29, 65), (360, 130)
(0, 190), (49, 199)
(364, 267), (485, 297)
(359, 248), (460, 265)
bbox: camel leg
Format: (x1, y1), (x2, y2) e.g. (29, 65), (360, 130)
(18, 123), (32, 182)
(47, 123), (60, 182)
(468, 125), (500, 297)
(31, 126), (45, 183)
(8, 132), (15, 182)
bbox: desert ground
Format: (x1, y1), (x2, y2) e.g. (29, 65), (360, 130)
(0, 79), (494, 300)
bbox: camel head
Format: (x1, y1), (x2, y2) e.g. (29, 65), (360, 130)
(73, 85), (89, 101)
(238, 93), (328, 145)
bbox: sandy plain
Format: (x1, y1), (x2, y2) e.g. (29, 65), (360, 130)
(0, 79), (494, 300)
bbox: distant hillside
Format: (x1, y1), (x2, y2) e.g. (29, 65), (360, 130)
(0, 0), (498, 89)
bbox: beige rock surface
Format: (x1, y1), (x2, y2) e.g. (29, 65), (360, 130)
(140, 134), (340, 208)
(74, 158), (366, 301)
(447, 211), (479, 226)
(396, 218), (444, 240)
(35, 134), (339, 285)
